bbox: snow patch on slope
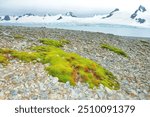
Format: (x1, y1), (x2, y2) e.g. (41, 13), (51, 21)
(0, 9), (150, 28)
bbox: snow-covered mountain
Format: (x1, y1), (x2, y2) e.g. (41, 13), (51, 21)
(0, 5), (150, 28)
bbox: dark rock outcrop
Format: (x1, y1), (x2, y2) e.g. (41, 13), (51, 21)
(3, 15), (10, 21)
(136, 18), (146, 23)
(44, 14), (51, 17)
(130, 5), (146, 24)
(130, 10), (138, 19)
(65, 12), (76, 17)
(102, 8), (119, 19)
(57, 16), (63, 20)
(23, 13), (35, 17)
(138, 5), (146, 12)
(16, 16), (22, 20)
(47, 14), (51, 16)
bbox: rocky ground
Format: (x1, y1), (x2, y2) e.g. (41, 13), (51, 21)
(0, 26), (150, 100)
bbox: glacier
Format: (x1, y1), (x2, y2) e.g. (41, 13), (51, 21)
(0, 8), (150, 38)
(0, 11), (150, 28)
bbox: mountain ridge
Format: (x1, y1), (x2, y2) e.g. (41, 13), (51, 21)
(0, 5), (150, 28)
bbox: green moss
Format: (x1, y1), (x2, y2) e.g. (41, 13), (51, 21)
(39, 38), (70, 47)
(0, 39), (120, 90)
(0, 48), (12, 65)
(59, 39), (70, 44)
(39, 38), (63, 47)
(11, 51), (40, 62)
(101, 44), (128, 58)
(0, 48), (13, 54)
(0, 54), (8, 65)
(46, 64), (75, 85)
(39, 46), (119, 89)
(13, 34), (25, 39)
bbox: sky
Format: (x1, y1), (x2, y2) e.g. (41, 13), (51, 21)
(0, 0), (149, 16)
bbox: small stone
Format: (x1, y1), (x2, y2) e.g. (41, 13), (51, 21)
(39, 91), (48, 99)
(130, 89), (137, 95)
(39, 83), (47, 91)
(73, 47), (77, 50)
(137, 89), (142, 94)
(143, 90), (148, 94)
(97, 91), (104, 99)
(99, 85), (105, 91)
(10, 90), (18, 96)
(105, 87), (113, 95)
(0, 91), (4, 99)
(122, 80), (129, 85)
(64, 81), (70, 89)
(94, 94), (99, 99)
(27, 73), (36, 80)
(51, 77), (58, 84)
(139, 93), (145, 99)
(64, 94), (68, 99)
(96, 53), (100, 57)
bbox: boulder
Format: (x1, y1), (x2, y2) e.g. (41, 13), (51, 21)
(3, 15), (10, 21)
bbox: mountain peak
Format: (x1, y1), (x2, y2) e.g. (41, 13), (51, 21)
(102, 8), (119, 19)
(65, 12), (76, 17)
(138, 5), (146, 12)
(23, 13), (35, 16)
(3, 15), (10, 21)
(130, 5), (146, 24)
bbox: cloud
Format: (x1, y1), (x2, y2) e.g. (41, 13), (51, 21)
(0, 0), (149, 15)
(0, 0), (142, 9)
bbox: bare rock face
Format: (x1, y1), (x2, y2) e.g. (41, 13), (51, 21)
(44, 14), (51, 17)
(102, 8), (119, 19)
(23, 13), (35, 16)
(57, 16), (63, 20)
(16, 16), (22, 20)
(3, 15), (10, 21)
(138, 5), (146, 12)
(131, 10), (138, 19)
(65, 12), (76, 17)
(130, 5), (146, 24)
(136, 18), (146, 24)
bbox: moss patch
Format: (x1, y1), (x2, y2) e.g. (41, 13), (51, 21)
(0, 39), (120, 90)
(0, 53), (8, 65)
(101, 44), (128, 58)
(39, 38), (70, 47)
(11, 51), (40, 62)
(13, 34), (25, 39)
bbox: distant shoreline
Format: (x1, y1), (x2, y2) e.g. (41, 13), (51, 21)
(0, 24), (150, 39)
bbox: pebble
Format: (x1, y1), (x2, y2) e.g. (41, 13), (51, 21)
(50, 77), (58, 84)
(64, 81), (70, 89)
(10, 90), (18, 96)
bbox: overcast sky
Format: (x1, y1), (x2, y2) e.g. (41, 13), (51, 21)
(0, 0), (149, 16)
